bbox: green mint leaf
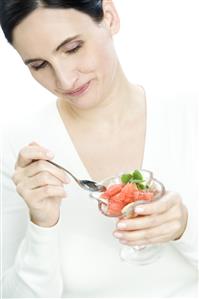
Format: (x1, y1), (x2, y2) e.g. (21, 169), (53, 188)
(121, 174), (132, 184)
(129, 178), (145, 184)
(137, 182), (146, 190)
(132, 170), (144, 181)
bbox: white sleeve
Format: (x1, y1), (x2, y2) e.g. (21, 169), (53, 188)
(169, 98), (199, 268)
(147, 94), (199, 268)
(172, 196), (198, 267)
(1, 137), (63, 298)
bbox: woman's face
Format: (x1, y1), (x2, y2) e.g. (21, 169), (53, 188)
(13, 5), (120, 109)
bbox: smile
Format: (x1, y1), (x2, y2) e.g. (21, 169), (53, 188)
(64, 81), (91, 97)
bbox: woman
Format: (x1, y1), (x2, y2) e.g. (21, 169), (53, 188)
(1, 0), (198, 297)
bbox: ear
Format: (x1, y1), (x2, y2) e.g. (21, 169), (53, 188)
(102, 0), (120, 35)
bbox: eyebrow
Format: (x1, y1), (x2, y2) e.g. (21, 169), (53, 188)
(24, 34), (81, 65)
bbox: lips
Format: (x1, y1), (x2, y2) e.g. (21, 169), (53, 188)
(64, 81), (91, 97)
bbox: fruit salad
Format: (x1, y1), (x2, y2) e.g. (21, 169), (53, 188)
(99, 170), (156, 217)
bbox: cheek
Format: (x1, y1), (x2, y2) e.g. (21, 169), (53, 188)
(79, 42), (117, 80)
(93, 45), (118, 86)
(30, 71), (54, 91)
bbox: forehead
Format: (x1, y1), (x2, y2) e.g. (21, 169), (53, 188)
(13, 8), (99, 57)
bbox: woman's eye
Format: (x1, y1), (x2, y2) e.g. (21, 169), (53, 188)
(67, 45), (82, 54)
(65, 41), (84, 55)
(29, 41), (84, 71)
(31, 61), (48, 71)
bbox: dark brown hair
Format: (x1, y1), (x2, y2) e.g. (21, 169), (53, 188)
(0, 0), (104, 44)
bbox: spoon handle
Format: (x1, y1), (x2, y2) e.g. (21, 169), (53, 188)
(47, 160), (79, 183)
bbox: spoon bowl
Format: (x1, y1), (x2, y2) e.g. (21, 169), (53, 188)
(47, 160), (106, 192)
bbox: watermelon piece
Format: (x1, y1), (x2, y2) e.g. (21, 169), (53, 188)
(100, 191), (110, 200)
(121, 183), (138, 195)
(138, 191), (154, 201)
(110, 193), (122, 202)
(118, 191), (126, 202)
(108, 199), (126, 216)
(107, 184), (123, 197)
(99, 178), (155, 217)
(123, 190), (140, 204)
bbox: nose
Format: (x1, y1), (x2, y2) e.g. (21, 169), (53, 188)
(54, 64), (78, 92)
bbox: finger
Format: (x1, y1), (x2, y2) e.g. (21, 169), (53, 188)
(26, 172), (64, 189)
(12, 168), (24, 185)
(23, 185), (67, 202)
(117, 208), (176, 231)
(114, 220), (179, 243)
(16, 144), (54, 168)
(24, 160), (70, 184)
(33, 185), (67, 201)
(120, 233), (172, 246)
(133, 192), (180, 216)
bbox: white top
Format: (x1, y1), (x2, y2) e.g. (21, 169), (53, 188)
(2, 90), (198, 298)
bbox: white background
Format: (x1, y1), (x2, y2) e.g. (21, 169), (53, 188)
(0, 0), (198, 125)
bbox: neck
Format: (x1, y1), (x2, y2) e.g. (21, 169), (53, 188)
(58, 63), (133, 128)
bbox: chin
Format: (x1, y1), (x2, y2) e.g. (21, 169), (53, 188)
(61, 89), (102, 110)
(69, 97), (101, 110)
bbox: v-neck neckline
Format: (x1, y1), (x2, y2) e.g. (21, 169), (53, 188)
(50, 95), (150, 181)
(47, 100), (90, 180)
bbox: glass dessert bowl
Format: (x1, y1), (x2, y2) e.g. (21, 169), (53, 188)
(90, 169), (166, 265)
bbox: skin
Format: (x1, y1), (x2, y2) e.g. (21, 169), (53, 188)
(13, 3), (121, 111)
(12, 1), (188, 243)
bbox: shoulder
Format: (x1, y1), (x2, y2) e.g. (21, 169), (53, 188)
(144, 88), (198, 125)
(145, 89), (198, 191)
(129, 84), (198, 120)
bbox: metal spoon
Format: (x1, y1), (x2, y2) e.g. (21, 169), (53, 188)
(47, 160), (106, 192)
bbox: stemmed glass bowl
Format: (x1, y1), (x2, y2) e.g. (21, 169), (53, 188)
(90, 169), (165, 265)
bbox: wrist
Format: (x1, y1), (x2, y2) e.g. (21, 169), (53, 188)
(30, 212), (60, 228)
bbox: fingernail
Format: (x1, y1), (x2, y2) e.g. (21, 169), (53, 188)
(117, 222), (127, 229)
(135, 206), (144, 213)
(114, 232), (123, 238)
(46, 151), (54, 158)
